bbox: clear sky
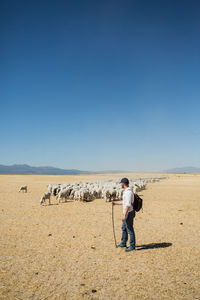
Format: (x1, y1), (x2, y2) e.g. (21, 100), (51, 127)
(1, 0), (200, 171)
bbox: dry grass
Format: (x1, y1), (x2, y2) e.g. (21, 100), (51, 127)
(0, 173), (200, 299)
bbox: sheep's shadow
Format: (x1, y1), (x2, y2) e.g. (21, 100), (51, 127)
(57, 200), (74, 204)
(41, 201), (73, 206)
(41, 203), (59, 206)
(136, 242), (172, 250)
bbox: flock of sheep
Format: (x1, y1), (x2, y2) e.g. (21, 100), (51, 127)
(39, 177), (166, 205)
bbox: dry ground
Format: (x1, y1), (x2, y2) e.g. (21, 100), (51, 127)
(0, 173), (200, 300)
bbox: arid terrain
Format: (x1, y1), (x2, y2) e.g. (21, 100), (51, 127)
(0, 173), (200, 300)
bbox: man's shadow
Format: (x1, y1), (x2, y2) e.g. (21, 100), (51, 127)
(136, 242), (172, 250)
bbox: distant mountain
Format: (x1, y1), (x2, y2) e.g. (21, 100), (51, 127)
(0, 164), (90, 175)
(165, 167), (200, 173)
(0, 164), (129, 175)
(3, 164), (199, 174)
(97, 170), (131, 174)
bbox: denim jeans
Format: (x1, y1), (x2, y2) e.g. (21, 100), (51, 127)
(121, 210), (136, 248)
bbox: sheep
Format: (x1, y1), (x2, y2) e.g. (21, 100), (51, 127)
(47, 184), (53, 194)
(19, 186), (27, 193)
(104, 189), (117, 202)
(90, 189), (98, 200)
(97, 188), (102, 198)
(116, 188), (123, 200)
(74, 190), (81, 201)
(40, 192), (51, 205)
(80, 189), (90, 201)
(69, 189), (75, 200)
(56, 187), (72, 203)
(132, 181), (146, 193)
(50, 184), (62, 196)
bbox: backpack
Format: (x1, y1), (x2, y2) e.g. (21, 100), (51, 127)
(133, 194), (143, 212)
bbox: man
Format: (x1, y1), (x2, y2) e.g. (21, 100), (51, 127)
(112, 177), (136, 252)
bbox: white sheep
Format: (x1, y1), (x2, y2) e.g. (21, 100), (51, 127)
(19, 186), (27, 193)
(56, 187), (72, 203)
(80, 189), (90, 201)
(40, 192), (51, 205)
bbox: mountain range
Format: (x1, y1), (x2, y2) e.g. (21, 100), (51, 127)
(0, 164), (127, 175)
(0, 164), (90, 175)
(164, 167), (200, 173)
(0, 164), (200, 175)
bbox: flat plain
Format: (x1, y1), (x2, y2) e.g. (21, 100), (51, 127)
(0, 173), (200, 300)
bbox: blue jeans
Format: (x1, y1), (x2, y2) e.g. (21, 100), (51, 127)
(121, 210), (136, 248)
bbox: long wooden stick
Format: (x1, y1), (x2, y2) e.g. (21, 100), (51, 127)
(112, 203), (117, 247)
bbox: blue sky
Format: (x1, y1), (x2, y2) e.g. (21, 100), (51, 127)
(1, 0), (200, 171)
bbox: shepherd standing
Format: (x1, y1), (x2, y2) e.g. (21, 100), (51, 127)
(112, 177), (136, 252)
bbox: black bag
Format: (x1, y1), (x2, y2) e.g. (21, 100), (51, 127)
(133, 194), (143, 212)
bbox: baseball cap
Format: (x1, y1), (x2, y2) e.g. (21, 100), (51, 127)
(120, 178), (129, 185)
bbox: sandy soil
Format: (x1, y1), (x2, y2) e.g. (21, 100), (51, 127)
(0, 173), (200, 300)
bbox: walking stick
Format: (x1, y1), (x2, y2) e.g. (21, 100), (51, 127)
(112, 203), (117, 247)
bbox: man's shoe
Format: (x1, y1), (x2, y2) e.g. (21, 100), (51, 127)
(116, 243), (127, 248)
(125, 246), (135, 252)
